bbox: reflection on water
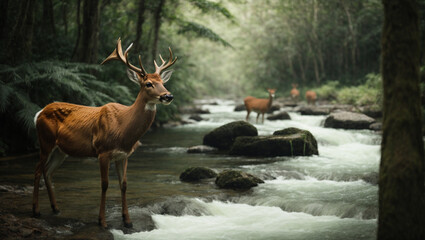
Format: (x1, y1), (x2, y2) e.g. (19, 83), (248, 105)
(0, 99), (380, 239)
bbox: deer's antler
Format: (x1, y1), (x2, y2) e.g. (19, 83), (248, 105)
(101, 38), (148, 77)
(154, 47), (178, 75)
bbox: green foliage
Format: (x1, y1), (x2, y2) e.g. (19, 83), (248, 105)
(177, 21), (232, 47)
(311, 74), (382, 106)
(0, 61), (134, 137)
(312, 81), (340, 101)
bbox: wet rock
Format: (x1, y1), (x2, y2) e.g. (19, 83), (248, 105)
(189, 114), (203, 121)
(369, 122), (382, 131)
(274, 127), (318, 152)
(361, 106), (382, 119)
(362, 172), (379, 185)
(324, 111), (375, 130)
(187, 145), (218, 154)
(180, 106), (210, 114)
(215, 170), (264, 190)
(203, 121), (258, 150)
(234, 104), (246, 112)
(267, 104), (281, 113)
(180, 167), (218, 182)
(230, 128), (318, 157)
(298, 106), (330, 115)
(267, 111), (291, 120)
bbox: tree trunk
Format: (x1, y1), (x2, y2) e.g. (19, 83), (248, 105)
(152, 0), (165, 61)
(73, 0), (100, 63)
(61, 0), (69, 35)
(379, 0), (425, 240)
(6, 0), (35, 65)
(0, 0), (9, 41)
(71, 0), (82, 61)
(42, 0), (55, 36)
(134, 0), (146, 53)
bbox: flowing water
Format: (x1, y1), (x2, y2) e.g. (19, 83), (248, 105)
(0, 100), (380, 239)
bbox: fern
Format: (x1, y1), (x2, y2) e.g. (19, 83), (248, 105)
(177, 21), (232, 47)
(188, 0), (235, 21)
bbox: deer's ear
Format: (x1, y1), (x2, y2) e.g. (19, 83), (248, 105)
(127, 69), (141, 86)
(160, 69), (173, 84)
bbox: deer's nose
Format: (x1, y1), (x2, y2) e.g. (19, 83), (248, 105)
(160, 94), (174, 102)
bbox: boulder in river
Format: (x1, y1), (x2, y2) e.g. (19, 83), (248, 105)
(298, 106), (330, 115)
(203, 121), (258, 150)
(234, 104), (246, 112)
(187, 145), (218, 154)
(189, 114), (204, 122)
(267, 111), (291, 120)
(324, 111), (375, 130)
(180, 167), (218, 182)
(229, 127), (318, 157)
(215, 170), (264, 190)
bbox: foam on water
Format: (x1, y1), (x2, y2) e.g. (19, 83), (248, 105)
(112, 199), (376, 240)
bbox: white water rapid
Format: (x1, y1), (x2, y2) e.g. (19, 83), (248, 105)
(112, 100), (379, 240)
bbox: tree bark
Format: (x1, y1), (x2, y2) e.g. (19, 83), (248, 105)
(6, 0), (35, 65)
(134, 0), (146, 53)
(379, 0), (425, 239)
(73, 0), (100, 63)
(0, 0), (9, 41)
(42, 0), (55, 36)
(152, 0), (165, 61)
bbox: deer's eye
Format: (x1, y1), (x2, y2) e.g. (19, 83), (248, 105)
(145, 82), (153, 88)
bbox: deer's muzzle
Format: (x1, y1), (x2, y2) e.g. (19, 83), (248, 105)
(160, 94), (174, 103)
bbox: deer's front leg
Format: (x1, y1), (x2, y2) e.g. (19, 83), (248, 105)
(98, 153), (110, 228)
(115, 158), (132, 228)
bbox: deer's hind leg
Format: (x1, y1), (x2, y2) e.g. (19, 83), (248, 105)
(43, 146), (67, 214)
(33, 143), (54, 217)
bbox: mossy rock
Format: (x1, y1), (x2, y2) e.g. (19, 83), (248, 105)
(215, 170), (264, 190)
(273, 127), (318, 151)
(229, 128), (318, 157)
(180, 167), (218, 182)
(203, 121), (258, 150)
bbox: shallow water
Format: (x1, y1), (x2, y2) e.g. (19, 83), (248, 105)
(0, 99), (380, 239)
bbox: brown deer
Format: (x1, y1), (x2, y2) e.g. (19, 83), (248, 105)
(32, 38), (177, 228)
(305, 90), (317, 105)
(290, 83), (300, 102)
(244, 89), (276, 123)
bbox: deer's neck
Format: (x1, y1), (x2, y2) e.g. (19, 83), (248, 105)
(267, 94), (273, 108)
(122, 91), (156, 142)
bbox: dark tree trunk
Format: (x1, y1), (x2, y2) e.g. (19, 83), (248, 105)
(134, 0), (146, 53)
(0, 0), (9, 41)
(61, 0), (69, 35)
(152, 0), (165, 61)
(379, 0), (425, 239)
(73, 0), (100, 63)
(71, 0), (82, 61)
(42, 0), (55, 36)
(6, 0), (35, 65)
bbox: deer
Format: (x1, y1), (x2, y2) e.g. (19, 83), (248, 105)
(32, 38), (177, 228)
(305, 90), (317, 105)
(290, 83), (300, 102)
(244, 89), (276, 124)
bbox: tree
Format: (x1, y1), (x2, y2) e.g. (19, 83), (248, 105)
(72, 0), (100, 63)
(379, 0), (425, 239)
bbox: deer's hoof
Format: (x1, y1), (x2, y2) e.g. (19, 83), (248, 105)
(124, 221), (133, 228)
(32, 212), (41, 218)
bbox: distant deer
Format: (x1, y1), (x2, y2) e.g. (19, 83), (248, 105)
(290, 84), (300, 102)
(244, 89), (276, 123)
(32, 38), (177, 228)
(305, 90), (317, 105)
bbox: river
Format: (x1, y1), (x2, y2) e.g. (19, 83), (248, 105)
(0, 99), (380, 239)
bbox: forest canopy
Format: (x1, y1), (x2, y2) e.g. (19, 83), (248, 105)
(0, 0), (425, 155)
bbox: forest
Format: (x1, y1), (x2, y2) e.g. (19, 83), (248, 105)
(0, 0), (424, 153)
(0, 1), (425, 239)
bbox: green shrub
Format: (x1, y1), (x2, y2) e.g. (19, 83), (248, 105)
(312, 81), (339, 101)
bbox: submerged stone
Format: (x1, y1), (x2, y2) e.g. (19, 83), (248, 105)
(203, 121), (258, 150)
(187, 145), (218, 154)
(267, 111), (291, 120)
(215, 170), (264, 190)
(180, 167), (218, 182)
